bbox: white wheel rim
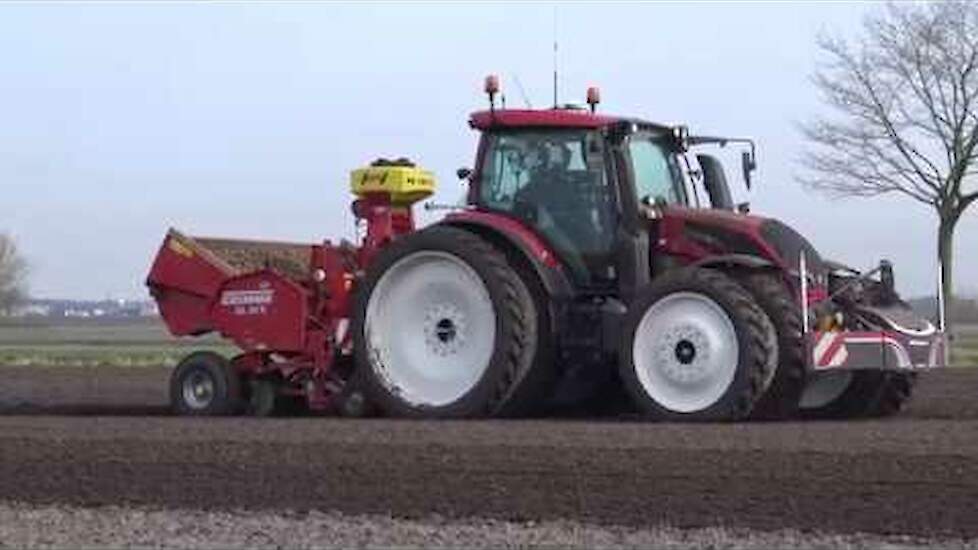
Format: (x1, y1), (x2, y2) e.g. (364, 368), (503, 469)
(182, 371), (216, 410)
(799, 372), (852, 410)
(365, 251), (496, 407)
(632, 292), (740, 413)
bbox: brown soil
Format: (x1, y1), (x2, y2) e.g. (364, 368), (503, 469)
(1, 366), (977, 538)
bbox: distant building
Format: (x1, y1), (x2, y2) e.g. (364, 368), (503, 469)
(10, 303), (51, 317)
(9, 298), (160, 319)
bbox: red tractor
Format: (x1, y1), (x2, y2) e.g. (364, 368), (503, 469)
(147, 78), (946, 421)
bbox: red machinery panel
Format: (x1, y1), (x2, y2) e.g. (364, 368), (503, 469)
(147, 230), (234, 336)
(211, 271), (308, 353)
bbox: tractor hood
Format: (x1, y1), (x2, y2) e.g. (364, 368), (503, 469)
(657, 207), (824, 277)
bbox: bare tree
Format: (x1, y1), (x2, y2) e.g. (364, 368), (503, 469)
(798, 1), (978, 315)
(0, 233), (27, 316)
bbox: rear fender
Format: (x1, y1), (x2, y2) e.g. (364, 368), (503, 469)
(439, 214), (574, 348)
(440, 213), (573, 301)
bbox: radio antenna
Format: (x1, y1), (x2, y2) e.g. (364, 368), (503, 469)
(552, 6), (558, 108)
(514, 75), (533, 108)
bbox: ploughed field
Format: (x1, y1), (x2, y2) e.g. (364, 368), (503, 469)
(1, 364), (978, 544)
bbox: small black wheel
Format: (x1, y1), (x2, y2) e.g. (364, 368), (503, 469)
(246, 379), (279, 417)
(337, 387), (370, 417)
(329, 356), (377, 418)
(170, 351), (241, 416)
(619, 268), (773, 421)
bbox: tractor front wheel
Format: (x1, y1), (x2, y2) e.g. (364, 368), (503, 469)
(619, 268), (773, 421)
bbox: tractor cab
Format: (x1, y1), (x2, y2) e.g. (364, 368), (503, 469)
(465, 116), (745, 293)
(470, 119), (621, 285)
(464, 77), (764, 298)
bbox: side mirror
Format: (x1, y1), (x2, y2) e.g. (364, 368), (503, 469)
(456, 167), (472, 181)
(696, 154), (735, 210)
(741, 150), (757, 189)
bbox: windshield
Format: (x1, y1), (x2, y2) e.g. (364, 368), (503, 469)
(628, 135), (686, 206)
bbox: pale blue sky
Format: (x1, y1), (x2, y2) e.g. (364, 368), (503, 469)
(1, 2), (975, 299)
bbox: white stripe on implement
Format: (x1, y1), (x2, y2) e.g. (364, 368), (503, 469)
(812, 332), (847, 369)
(826, 343), (848, 367)
(335, 318), (349, 343)
(812, 332), (836, 364)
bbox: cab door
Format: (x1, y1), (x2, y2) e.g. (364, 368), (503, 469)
(611, 131), (691, 300)
(475, 129), (620, 289)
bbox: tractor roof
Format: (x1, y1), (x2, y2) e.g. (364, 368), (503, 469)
(469, 109), (671, 132)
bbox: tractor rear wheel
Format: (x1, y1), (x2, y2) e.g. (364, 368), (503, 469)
(352, 226), (540, 418)
(619, 268), (773, 421)
(170, 351), (241, 416)
(733, 271), (806, 420)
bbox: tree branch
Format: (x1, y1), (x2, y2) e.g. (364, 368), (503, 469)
(799, 1), (978, 221)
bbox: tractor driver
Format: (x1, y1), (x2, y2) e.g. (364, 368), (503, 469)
(514, 136), (613, 283)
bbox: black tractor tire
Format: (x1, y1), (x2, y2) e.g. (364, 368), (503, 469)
(619, 268), (772, 421)
(351, 225), (543, 418)
(442, 224), (560, 417)
(733, 271), (807, 420)
(170, 351), (241, 416)
(491, 259), (557, 418)
(800, 371), (916, 420)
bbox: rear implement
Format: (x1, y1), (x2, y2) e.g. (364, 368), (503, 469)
(147, 158), (431, 415)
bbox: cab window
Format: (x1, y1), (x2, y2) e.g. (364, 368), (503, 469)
(628, 136), (685, 206)
(477, 129), (616, 284)
(479, 130), (604, 208)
